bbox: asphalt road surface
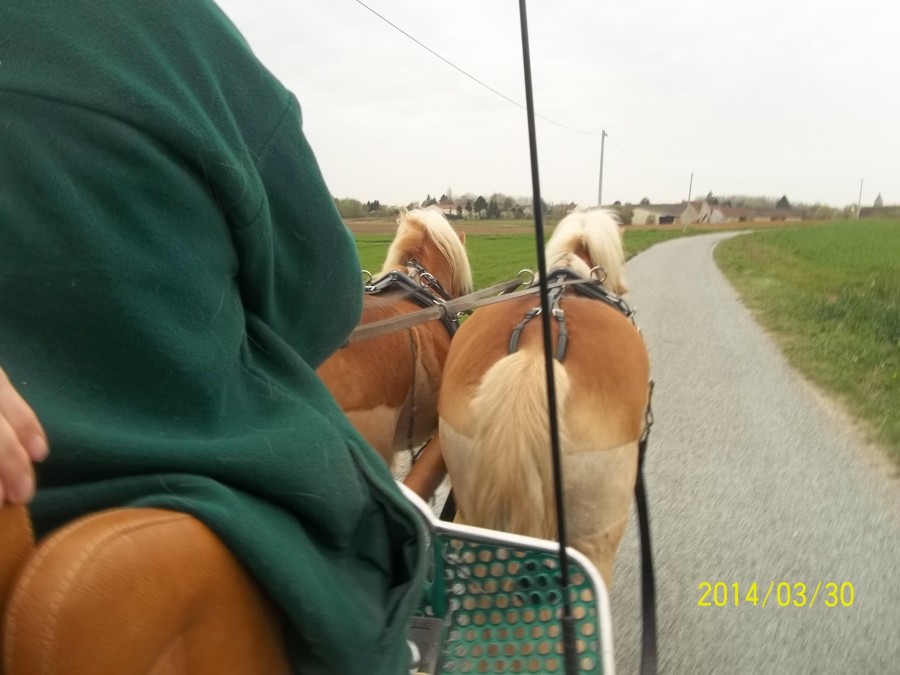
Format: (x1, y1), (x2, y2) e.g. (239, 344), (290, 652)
(609, 231), (900, 674)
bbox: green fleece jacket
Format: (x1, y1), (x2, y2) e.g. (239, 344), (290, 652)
(0, 1), (425, 672)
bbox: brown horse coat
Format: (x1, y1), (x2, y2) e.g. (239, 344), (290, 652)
(439, 209), (649, 586)
(318, 208), (472, 466)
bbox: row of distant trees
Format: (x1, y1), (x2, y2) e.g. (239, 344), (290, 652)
(333, 192), (575, 220)
(335, 191), (865, 222)
(696, 192), (791, 209)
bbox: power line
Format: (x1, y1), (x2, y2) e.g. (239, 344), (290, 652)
(353, 0), (684, 187)
(606, 134), (680, 182)
(352, 0), (600, 136)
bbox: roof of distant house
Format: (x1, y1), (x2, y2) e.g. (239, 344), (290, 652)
(633, 203), (686, 215)
(860, 205), (900, 217)
(714, 206), (797, 218)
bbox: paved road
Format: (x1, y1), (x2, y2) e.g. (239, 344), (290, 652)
(609, 232), (900, 674)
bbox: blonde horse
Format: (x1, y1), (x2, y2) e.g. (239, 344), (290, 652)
(318, 207), (473, 468)
(438, 209), (650, 587)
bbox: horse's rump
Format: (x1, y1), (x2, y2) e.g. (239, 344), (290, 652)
(439, 291), (649, 585)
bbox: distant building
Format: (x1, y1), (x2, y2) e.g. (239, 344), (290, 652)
(698, 202), (801, 224)
(622, 200), (806, 226)
(438, 203), (466, 219)
(679, 201), (704, 225)
(874, 193), (884, 207)
(859, 205), (900, 219)
(631, 203), (685, 225)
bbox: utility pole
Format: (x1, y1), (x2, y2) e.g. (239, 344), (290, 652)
(857, 178), (863, 220)
(597, 129), (607, 206)
(683, 172), (694, 231)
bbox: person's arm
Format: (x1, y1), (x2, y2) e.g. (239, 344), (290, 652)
(235, 94), (364, 369)
(0, 368), (48, 504)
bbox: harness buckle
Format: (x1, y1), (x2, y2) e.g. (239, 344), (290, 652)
(590, 266), (608, 283)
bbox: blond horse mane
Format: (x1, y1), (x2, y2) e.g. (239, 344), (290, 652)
(545, 208), (628, 295)
(379, 207), (474, 297)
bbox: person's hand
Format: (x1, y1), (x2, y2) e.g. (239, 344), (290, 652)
(0, 367), (48, 504)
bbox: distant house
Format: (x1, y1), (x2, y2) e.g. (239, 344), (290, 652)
(631, 203), (685, 225)
(438, 203), (465, 219)
(698, 203), (801, 224)
(618, 200), (806, 226)
(679, 201), (704, 225)
(859, 205), (900, 219)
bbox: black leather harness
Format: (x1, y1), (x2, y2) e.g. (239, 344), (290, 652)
(363, 260), (459, 338)
(508, 267), (635, 360)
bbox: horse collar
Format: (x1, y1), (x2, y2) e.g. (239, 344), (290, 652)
(364, 264), (459, 337)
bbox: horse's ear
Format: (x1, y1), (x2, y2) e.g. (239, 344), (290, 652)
(457, 230), (466, 245)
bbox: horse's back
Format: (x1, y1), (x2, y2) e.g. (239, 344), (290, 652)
(441, 293), (649, 441)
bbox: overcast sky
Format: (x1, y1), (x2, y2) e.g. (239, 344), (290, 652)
(215, 0), (898, 208)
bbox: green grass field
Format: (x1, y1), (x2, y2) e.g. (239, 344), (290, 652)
(354, 233), (539, 288)
(354, 228), (700, 288)
(715, 220), (900, 459)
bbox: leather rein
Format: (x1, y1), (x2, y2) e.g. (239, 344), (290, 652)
(344, 266), (632, 346)
(344, 264), (529, 346)
(359, 259), (459, 338)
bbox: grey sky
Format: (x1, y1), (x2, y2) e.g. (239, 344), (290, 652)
(216, 0), (898, 208)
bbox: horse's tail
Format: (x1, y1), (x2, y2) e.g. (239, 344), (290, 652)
(466, 349), (570, 540)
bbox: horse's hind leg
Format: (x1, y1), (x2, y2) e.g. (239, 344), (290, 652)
(564, 439), (639, 589)
(572, 514), (629, 589)
(403, 436), (448, 501)
(344, 408), (401, 466)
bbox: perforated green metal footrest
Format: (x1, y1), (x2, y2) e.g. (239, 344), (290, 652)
(402, 486), (614, 675)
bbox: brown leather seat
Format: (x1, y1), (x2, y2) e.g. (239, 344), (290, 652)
(0, 506), (33, 627)
(0, 506), (290, 675)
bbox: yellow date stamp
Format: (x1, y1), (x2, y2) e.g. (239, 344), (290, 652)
(697, 581), (854, 608)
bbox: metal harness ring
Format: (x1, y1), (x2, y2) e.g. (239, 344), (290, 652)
(517, 268), (536, 286)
